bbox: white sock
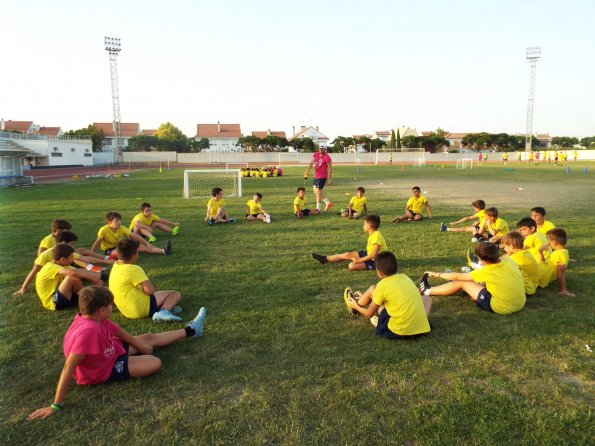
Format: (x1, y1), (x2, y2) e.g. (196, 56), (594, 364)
(316, 203), (321, 210)
(471, 262), (483, 270)
(423, 288), (431, 296)
(323, 198), (330, 205)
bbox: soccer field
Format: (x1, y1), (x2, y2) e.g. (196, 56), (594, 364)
(1, 163), (593, 445)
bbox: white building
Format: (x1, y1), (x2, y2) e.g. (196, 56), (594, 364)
(196, 122), (242, 152)
(93, 122), (141, 152)
(290, 126), (330, 146)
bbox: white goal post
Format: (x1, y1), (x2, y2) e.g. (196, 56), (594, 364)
(183, 169), (242, 198)
(456, 158), (474, 169)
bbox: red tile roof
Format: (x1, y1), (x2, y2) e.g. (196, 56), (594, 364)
(3, 120), (34, 133)
(196, 123), (241, 138)
(142, 129), (156, 136)
(251, 130), (287, 138)
(38, 127), (61, 136)
(93, 122), (141, 137)
(375, 130), (391, 137)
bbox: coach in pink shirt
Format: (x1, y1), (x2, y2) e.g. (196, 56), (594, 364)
(304, 145), (333, 211)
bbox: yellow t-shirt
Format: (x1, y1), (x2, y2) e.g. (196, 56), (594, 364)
(509, 250), (539, 295)
(406, 195), (428, 214)
(474, 210), (486, 228)
(487, 218), (509, 237)
(537, 220), (555, 235)
(523, 232), (549, 262)
(35, 262), (74, 310)
(246, 199), (263, 215)
(34, 247), (79, 267)
(469, 257), (526, 314)
(109, 261), (151, 319)
(293, 196), (306, 213)
(128, 212), (160, 230)
(349, 196), (368, 214)
(39, 234), (56, 251)
(207, 198), (225, 218)
(97, 225), (132, 251)
(538, 248), (569, 288)
(366, 230), (387, 258)
(372, 274), (431, 336)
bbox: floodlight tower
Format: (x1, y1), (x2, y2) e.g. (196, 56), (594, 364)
(525, 46), (541, 152)
(104, 36), (123, 163)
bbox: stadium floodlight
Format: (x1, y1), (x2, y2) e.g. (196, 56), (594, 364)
(104, 36), (123, 163)
(525, 46), (541, 152)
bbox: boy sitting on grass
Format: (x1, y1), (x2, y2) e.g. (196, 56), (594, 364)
(419, 242), (526, 315)
(205, 187), (235, 225)
(27, 286), (206, 420)
(517, 217), (549, 262)
(38, 219), (72, 255)
(14, 231), (113, 297)
(440, 199), (485, 235)
(311, 214), (386, 271)
(35, 244), (104, 311)
(538, 228), (574, 297)
(474, 207), (509, 244)
(340, 186), (368, 219)
(294, 187), (320, 218)
(344, 251), (432, 339)
(109, 239), (183, 322)
(392, 186), (433, 223)
(501, 232), (539, 297)
(92, 211), (171, 258)
(245, 192), (271, 223)
(129, 202), (180, 242)
(531, 207), (556, 235)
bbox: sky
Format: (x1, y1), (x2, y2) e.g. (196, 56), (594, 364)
(1, 0), (594, 140)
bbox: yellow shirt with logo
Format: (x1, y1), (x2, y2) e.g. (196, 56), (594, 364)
(38, 234), (56, 251)
(509, 250), (539, 295)
(366, 230), (387, 258)
(406, 195), (428, 214)
(349, 196), (368, 214)
(538, 248), (569, 288)
(372, 274), (431, 336)
(109, 262), (151, 319)
(537, 220), (555, 235)
(487, 218), (509, 237)
(293, 196), (306, 213)
(474, 209), (486, 228)
(35, 247), (79, 267)
(97, 225), (132, 251)
(246, 199), (263, 215)
(35, 262), (74, 310)
(523, 232), (549, 262)
(469, 257), (526, 314)
(207, 198), (225, 218)
(129, 212), (160, 230)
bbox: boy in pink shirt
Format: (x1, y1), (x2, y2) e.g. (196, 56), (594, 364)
(27, 286), (206, 419)
(304, 145), (333, 211)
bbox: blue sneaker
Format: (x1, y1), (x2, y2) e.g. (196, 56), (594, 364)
(440, 222), (447, 232)
(172, 306), (183, 315)
(152, 308), (182, 322)
(229, 218), (236, 223)
(207, 218), (214, 226)
(188, 307), (206, 338)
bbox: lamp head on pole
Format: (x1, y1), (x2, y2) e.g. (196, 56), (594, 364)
(104, 36), (122, 54)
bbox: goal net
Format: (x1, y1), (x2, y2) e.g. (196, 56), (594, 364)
(183, 169), (242, 198)
(456, 158), (474, 169)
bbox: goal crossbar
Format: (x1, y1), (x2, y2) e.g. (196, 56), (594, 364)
(183, 169), (242, 198)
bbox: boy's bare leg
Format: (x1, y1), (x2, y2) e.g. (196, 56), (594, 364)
(326, 251), (359, 263)
(313, 186), (324, 208)
(393, 211), (412, 223)
(133, 223), (153, 238)
(58, 276), (83, 299)
(422, 295), (432, 316)
(127, 355), (162, 377)
(154, 290), (181, 310)
(348, 260), (368, 271)
(447, 226), (477, 233)
(426, 281), (484, 301)
(138, 244), (166, 255)
(151, 221), (173, 233)
(355, 285), (376, 306)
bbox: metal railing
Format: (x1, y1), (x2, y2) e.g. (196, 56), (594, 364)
(0, 131), (91, 142)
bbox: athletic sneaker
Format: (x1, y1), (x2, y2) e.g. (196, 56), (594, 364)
(148, 235), (157, 243)
(107, 251), (118, 261)
(172, 226), (180, 236)
(324, 202), (333, 211)
(343, 287), (358, 316)
(370, 316), (379, 327)
(172, 306), (183, 315)
(152, 308), (182, 322)
(311, 253), (328, 264)
(419, 273), (431, 295)
(207, 218), (215, 226)
(353, 290), (363, 301)
(440, 222), (447, 232)
(466, 249), (480, 267)
(230, 218), (236, 223)
(265, 214), (271, 224)
(164, 239), (173, 255)
(471, 237), (478, 243)
(188, 307), (207, 338)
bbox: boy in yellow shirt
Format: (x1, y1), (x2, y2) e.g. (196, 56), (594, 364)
(420, 242), (526, 315)
(441, 199), (485, 236)
(517, 217), (549, 262)
(344, 251), (432, 338)
(109, 239), (183, 321)
(474, 207), (509, 244)
(392, 186), (432, 223)
(245, 192), (271, 223)
(205, 187), (235, 225)
(38, 219), (72, 255)
(538, 228), (574, 297)
(35, 244), (104, 311)
(92, 211), (171, 257)
(340, 187), (368, 219)
(501, 232), (539, 296)
(293, 187), (319, 218)
(129, 202), (180, 242)
(311, 214), (387, 271)
(530, 207), (555, 235)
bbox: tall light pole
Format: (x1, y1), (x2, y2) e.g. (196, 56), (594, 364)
(104, 36), (123, 162)
(525, 46), (541, 152)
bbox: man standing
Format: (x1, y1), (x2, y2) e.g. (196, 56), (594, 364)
(305, 145), (333, 211)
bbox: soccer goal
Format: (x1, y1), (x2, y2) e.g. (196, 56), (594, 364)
(456, 158), (474, 169)
(183, 169), (242, 198)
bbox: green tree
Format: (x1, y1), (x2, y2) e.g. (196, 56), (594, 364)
(580, 136), (595, 148)
(127, 135), (159, 152)
(552, 136), (579, 147)
(66, 125), (105, 152)
(401, 135), (421, 149)
(331, 136), (355, 152)
(371, 138), (386, 151)
(396, 129), (401, 149)
(388, 130), (396, 149)
(154, 122), (189, 152)
(290, 137), (315, 152)
(237, 135), (262, 152)
(262, 135), (289, 152)
(188, 137), (210, 152)
(355, 136), (372, 152)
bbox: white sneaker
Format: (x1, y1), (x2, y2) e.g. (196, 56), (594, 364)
(370, 316), (378, 327)
(471, 237), (478, 243)
(265, 214), (271, 224)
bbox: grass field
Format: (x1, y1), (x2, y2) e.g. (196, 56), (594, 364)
(1, 162), (593, 445)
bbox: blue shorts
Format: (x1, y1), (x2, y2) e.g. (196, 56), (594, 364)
(475, 288), (494, 312)
(357, 250), (376, 270)
(375, 309), (430, 339)
(313, 178), (327, 189)
(104, 248), (115, 256)
(148, 294), (159, 317)
(52, 289), (78, 310)
(108, 342), (131, 382)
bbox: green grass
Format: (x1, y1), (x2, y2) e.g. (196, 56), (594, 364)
(1, 163), (593, 445)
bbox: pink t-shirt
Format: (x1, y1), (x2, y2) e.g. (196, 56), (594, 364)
(63, 314), (126, 385)
(313, 152), (332, 178)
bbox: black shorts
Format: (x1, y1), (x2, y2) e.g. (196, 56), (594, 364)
(148, 294), (159, 317)
(108, 341), (131, 382)
(475, 288), (494, 312)
(357, 250), (376, 270)
(313, 178), (327, 189)
(52, 289), (78, 310)
(296, 209), (311, 217)
(245, 213), (261, 218)
(375, 309), (430, 340)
